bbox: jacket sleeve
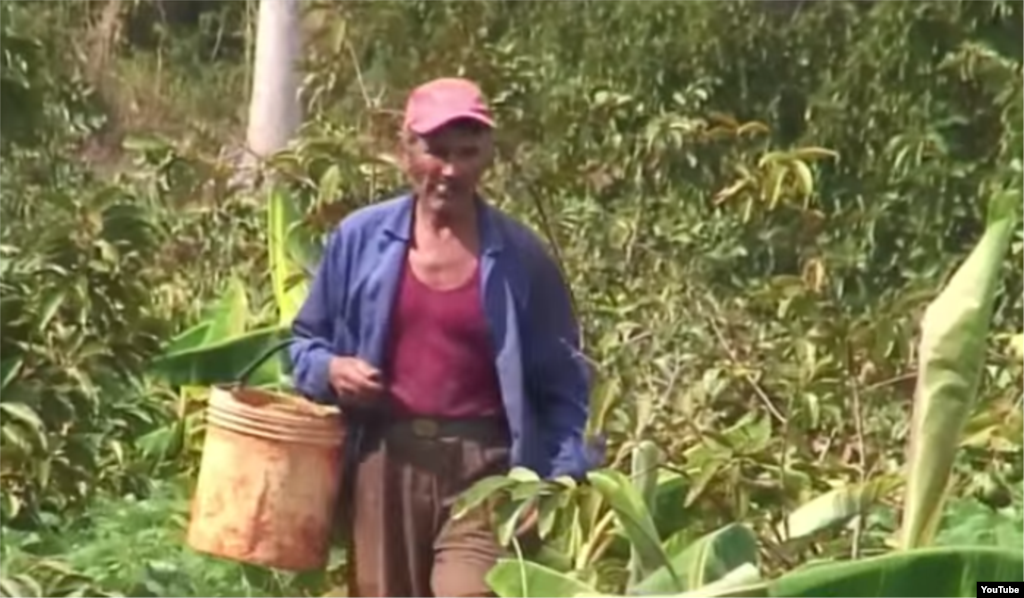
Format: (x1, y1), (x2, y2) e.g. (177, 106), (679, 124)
(290, 228), (345, 405)
(525, 250), (602, 480)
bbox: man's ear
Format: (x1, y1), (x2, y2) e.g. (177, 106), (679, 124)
(395, 129), (420, 170)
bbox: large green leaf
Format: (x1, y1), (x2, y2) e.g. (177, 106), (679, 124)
(588, 469), (678, 587)
(619, 547), (1023, 598)
(651, 470), (689, 539)
(627, 440), (661, 590)
(632, 523), (760, 595)
(161, 321), (213, 356)
(148, 325), (289, 387)
(160, 277), (250, 357)
(487, 560), (763, 598)
(267, 186), (314, 326)
(452, 475), (521, 521)
(203, 276), (250, 341)
(899, 190), (1020, 549)
(779, 475), (901, 542)
(672, 563), (764, 598)
(486, 559), (597, 598)
(768, 546), (1023, 597)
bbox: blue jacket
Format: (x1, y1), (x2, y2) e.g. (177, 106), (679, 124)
(289, 193), (600, 480)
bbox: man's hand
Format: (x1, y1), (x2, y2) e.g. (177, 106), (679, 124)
(328, 356), (385, 407)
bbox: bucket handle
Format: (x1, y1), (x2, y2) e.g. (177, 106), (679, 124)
(233, 338), (295, 388)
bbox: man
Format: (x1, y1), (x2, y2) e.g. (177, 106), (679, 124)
(289, 77), (598, 597)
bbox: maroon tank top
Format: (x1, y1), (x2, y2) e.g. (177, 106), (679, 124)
(384, 259), (504, 418)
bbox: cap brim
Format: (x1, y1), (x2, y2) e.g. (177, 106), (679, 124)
(409, 112), (495, 135)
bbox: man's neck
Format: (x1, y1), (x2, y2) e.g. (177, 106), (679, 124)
(414, 195), (479, 241)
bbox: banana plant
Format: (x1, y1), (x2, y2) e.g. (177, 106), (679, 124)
(483, 189), (1023, 597)
(267, 185), (321, 327)
(148, 276), (288, 388)
(466, 429), (845, 594)
(898, 187), (1020, 549)
(148, 186), (323, 388)
(454, 439), (763, 595)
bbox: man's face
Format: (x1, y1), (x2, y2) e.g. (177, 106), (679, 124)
(402, 120), (493, 214)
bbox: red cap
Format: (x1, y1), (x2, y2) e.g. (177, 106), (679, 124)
(403, 77), (495, 135)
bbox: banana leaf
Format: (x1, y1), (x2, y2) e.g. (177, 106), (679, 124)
(488, 545), (1021, 598)
(202, 276), (250, 341)
(149, 325), (289, 388)
(899, 190), (1020, 549)
(627, 440), (661, 591)
(631, 523), (759, 595)
(161, 320), (214, 356)
(160, 277), (249, 356)
(778, 475), (901, 542)
(768, 546), (1023, 597)
(267, 186), (318, 326)
(588, 469), (678, 587)
(486, 559), (596, 598)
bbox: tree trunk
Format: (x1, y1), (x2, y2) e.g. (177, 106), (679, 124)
(246, 0), (302, 160)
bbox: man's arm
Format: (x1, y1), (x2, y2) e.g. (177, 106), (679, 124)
(290, 229), (345, 405)
(526, 250), (601, 480)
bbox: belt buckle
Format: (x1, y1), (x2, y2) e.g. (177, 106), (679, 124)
(411, 418), (440, 438)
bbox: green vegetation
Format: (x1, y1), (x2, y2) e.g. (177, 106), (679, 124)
(1, 1), (1021, 596)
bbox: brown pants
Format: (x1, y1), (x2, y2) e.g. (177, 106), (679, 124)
(346, 417), (511, 597)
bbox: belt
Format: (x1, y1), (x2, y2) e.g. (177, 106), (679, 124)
(386, 416), (509, 442)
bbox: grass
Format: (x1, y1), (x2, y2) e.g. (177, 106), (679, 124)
(3, 479), (346, 597)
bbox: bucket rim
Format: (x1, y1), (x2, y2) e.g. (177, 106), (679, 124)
(210, 384), (343, 421)
(205, 411), (346, 446)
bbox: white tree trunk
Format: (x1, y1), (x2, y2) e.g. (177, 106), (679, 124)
(246, 0), (302, 159)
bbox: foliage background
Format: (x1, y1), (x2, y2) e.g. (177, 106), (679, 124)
(0, 0), (1020, 596)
